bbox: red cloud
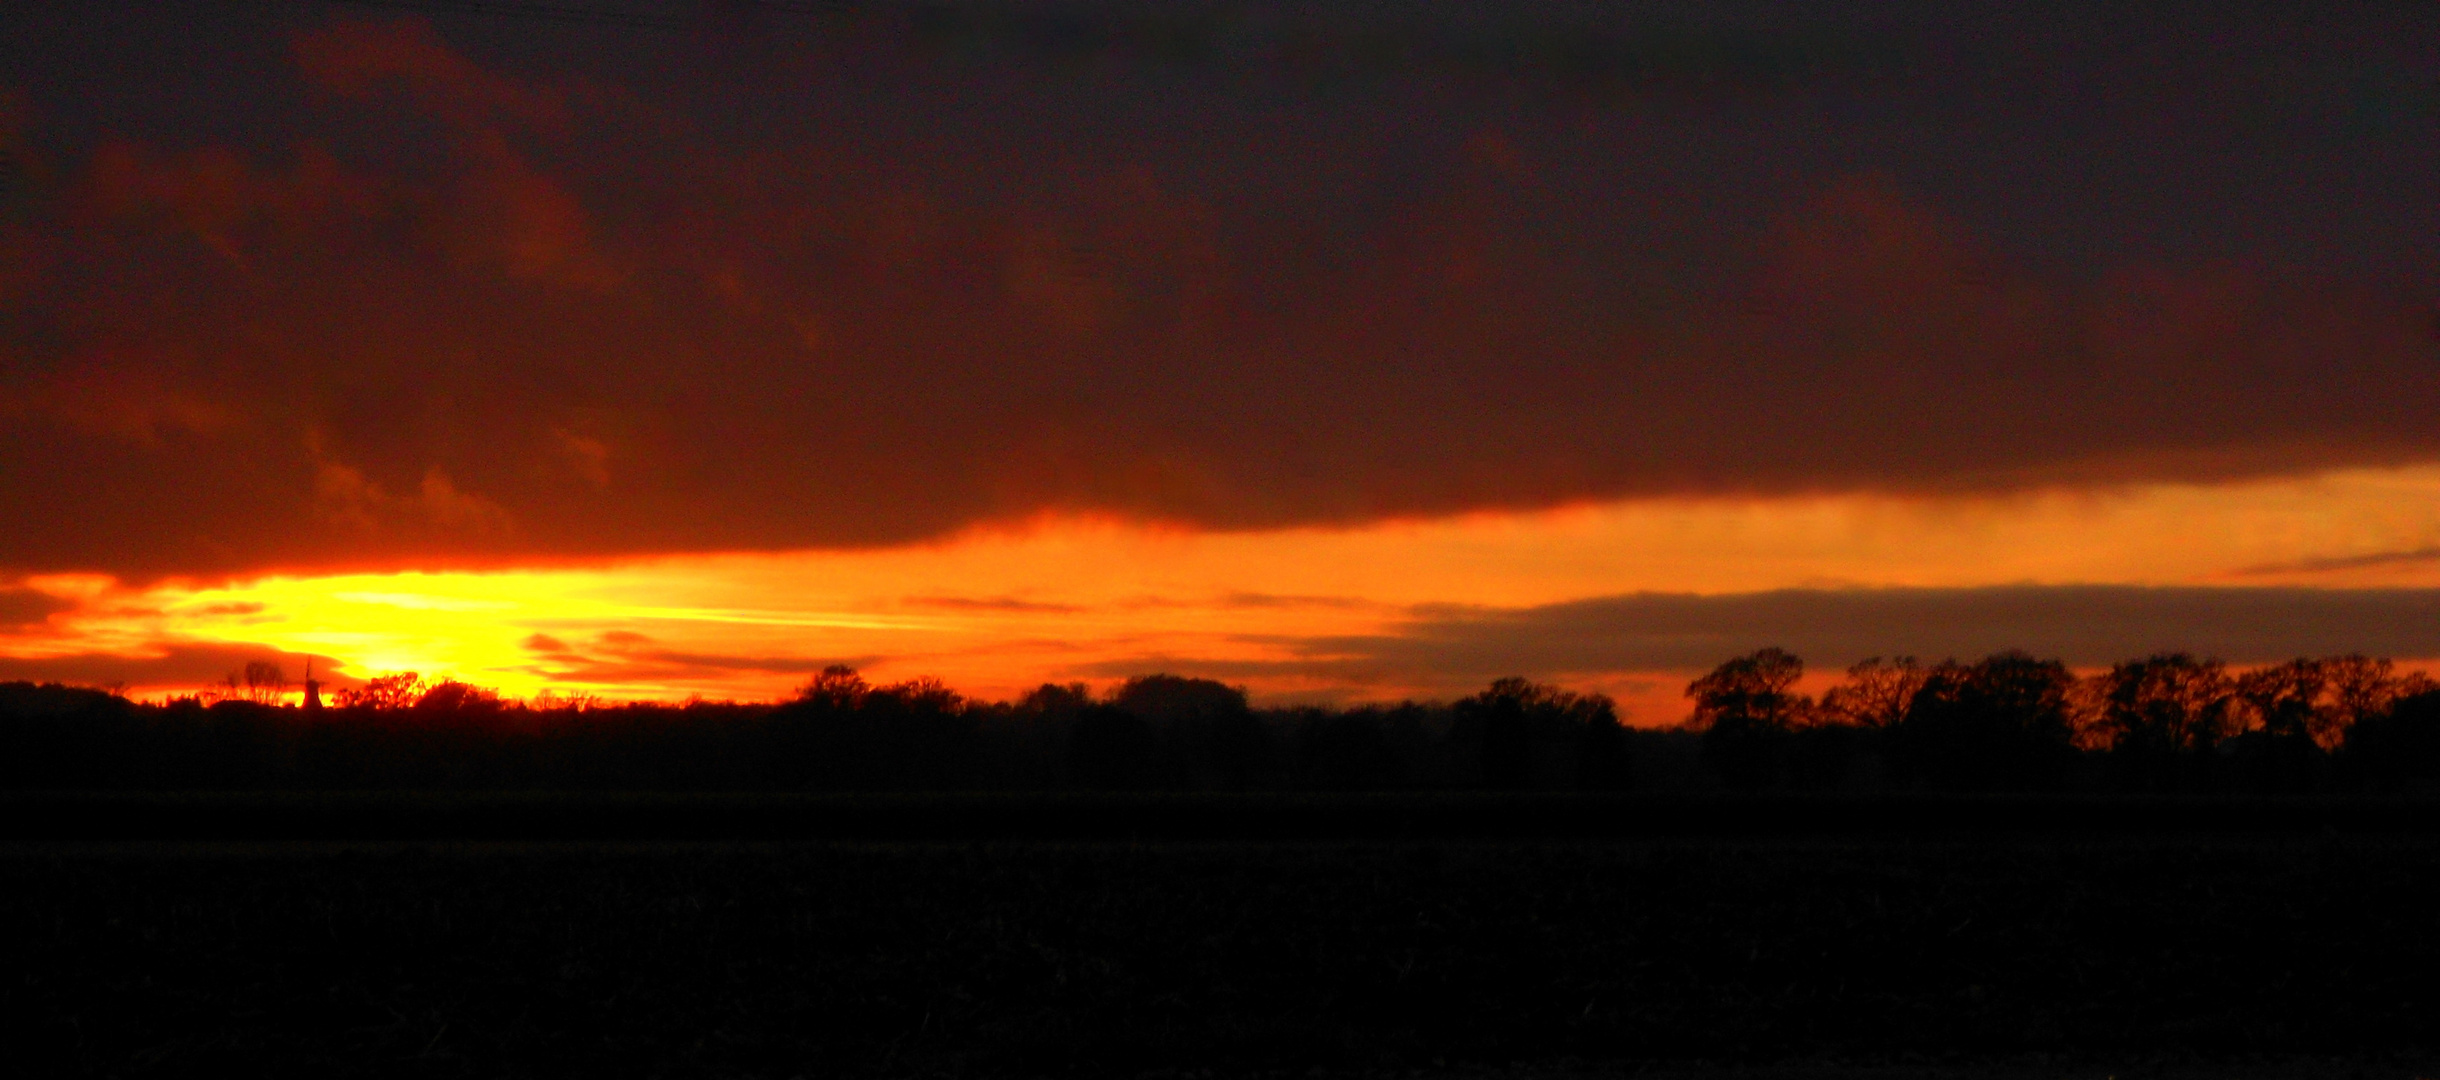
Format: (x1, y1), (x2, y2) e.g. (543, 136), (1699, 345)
(292, 17), (567, 132)
(3, 10), (2437, 580)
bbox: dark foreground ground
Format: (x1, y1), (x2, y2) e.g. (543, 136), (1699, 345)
(4, 797), (2438, 1078)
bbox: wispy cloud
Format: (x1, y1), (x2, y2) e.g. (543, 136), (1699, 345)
(1304, 586), (2440, 678)
(903, 595), (1086, 614)
(1056, 585), (2440, 709)
(0, 642), (357, 692)
(2226, 546), (2440, 577)
(513, 629), (876, 690)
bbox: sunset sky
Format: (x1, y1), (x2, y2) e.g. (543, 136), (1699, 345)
(6, 2), (2440, 722)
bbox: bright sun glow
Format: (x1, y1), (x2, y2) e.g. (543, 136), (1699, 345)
(11, 464), (2440, 716)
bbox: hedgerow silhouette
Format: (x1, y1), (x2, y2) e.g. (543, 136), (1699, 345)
(2, 650), (2437, 791)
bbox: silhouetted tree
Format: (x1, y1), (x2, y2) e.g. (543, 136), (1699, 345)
(761, 667), (976, 789)
(1111, 674), (1245, 721)
(861, 676), (978, 788)
(972, 682), (1092, 787)
(1292, 706), (1396, 790)
(334, 672), (427, 711)
(1818, 656), (1925, 730)
(1574, 699), (1634, 791)
(1790, 656), (1922, 790)
(1068, 704), (1157, 789)
(2092, 653), (2233, 792)
(2324, 655), (2420, 735)
(1111, 674), (1269, 788)
(0, 682), (140, 788)
(2236, 659), (2333, 744)
(1887, 651), (2077, 791)
(1449, 677), (1622, 789)
(1283, 702), (1448, 790)
(194, 699), (292, 787)
(1019, 682), (1094, 716)
(415, 679), (505, 720)
(2340, 685), (2440, 792)
(1458, 677), (1538, 789)
(796, 665), (872, 710)
(238, 661), (287, 706)
(1687, 649), (1806, 789)
(2230, 658), (2333, 793)
(16, 649), (2440, 796)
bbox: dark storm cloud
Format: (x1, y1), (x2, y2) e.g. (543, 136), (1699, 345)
(0, 641), (358, 690)
(1291, 586), (2440, 683)
(6, 3), (2440, 578)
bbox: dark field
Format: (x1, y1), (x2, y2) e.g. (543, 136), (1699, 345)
(7, 812), (2439, 1077)
(8, 792), (2440, 842)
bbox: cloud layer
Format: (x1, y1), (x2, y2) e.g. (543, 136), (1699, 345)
(5, 4), (2438, 578)
(0, 641), (354, 692)
(0, 586), (72, 629)
(1287, 586), (2440, 689)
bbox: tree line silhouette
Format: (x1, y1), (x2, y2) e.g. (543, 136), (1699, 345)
(1, 649), (2437, 792)
(1690, 648), (2440, 794)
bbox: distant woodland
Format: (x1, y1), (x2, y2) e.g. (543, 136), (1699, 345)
(4, 649), (2439, 793)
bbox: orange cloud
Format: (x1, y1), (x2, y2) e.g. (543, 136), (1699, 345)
(312, 462), (514, 535)
(7, 467), (2440, 715)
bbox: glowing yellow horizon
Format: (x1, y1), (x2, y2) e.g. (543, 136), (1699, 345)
(10, 464), (2440, 723)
